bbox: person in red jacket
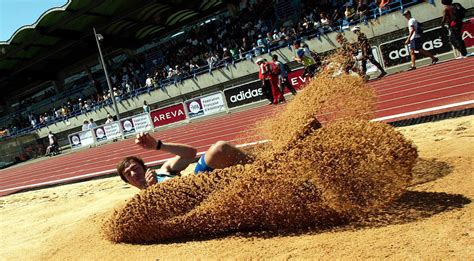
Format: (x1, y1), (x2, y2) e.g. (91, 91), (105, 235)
(267, 60), (285, 104)
(256, 58), (274, 104)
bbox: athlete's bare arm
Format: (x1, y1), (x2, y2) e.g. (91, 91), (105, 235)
(135, 132), (197, 172)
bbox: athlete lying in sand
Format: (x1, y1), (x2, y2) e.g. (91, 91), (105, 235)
(116, 132), (253, 189)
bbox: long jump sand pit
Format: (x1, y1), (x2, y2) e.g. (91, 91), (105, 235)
(1, 73), (473, 259)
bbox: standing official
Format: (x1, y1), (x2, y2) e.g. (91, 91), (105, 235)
(272, 55), (297, 95)
(256, 58), (274, 105)
(403, 10), (439, 70)
(351, 26), (387, 79)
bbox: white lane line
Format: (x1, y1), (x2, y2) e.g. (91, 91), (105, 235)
(376, 76), (473, 97)
(372, 100), (474, 121)
(371, 65), (474, 90)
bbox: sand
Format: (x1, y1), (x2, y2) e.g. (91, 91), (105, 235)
(0, 115), (473, 260)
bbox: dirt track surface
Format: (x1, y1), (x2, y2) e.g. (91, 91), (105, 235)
(0, 116), (473, 260)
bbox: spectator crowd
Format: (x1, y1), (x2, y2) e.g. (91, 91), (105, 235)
(1, 0), (427, 139)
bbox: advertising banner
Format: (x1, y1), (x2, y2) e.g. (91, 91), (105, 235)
(462, 18), (474, 48)
(185, 92), (226, 119)
(93, 126), (107, 142)
(287, 69), (306, 90)
(68, 130), (94, 149)
(223, 81), (265, 109)
(150, 103), (187, 128)
(93, 122), (122, 143)
(380, 27), (452, 68)
(120, 113), (152, 136)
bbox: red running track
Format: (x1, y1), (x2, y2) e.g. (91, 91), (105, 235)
(1, 58), (473, 196)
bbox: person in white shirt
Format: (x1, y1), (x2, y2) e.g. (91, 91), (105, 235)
(145, 74), (154, 88)
(403, 10), (438, 71)
(105, 114), (114, 124)
(45, 131), (59, 156)
(143, 101), (150, 113)
(88, 118), (97, 129)
(82, 119), (89, 131)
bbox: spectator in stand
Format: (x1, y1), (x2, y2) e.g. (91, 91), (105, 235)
(320, 12), (332, 31)
(272, 29), (281, 43)
(265, 32), (275, 49)
(207, 53), (218, 72)
(441, 0), (468, 58)
(143, 101), (150, 113)
(0, 128), (8, 137)
(357, 3), (370, 24)
(105, 114), (114, 124)
(402, 10), (438, 71)
(345, 4), (355, 20)
(241, 37), (251, 52)
(252, 43), (261, 56)
(88, 118), (97, 129)
(351, 26), (387, 79)
(113, 87), (122, 100)
(82, 119), (90, 131)
(256, 58), (274, 105)
(272, 54), (297, 96)
(256, 35), (267, 53)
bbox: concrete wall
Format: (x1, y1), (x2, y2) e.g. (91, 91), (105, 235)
(36, 0), (474, 139)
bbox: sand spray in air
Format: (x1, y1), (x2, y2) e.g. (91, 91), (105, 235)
(102, 54), (418, 243)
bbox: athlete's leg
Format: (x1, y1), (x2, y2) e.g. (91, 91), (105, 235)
(204, 141), (254, 169)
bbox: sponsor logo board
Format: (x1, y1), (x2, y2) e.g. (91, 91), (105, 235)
(462, 18), (474, 48)
(287, 69), (306, 90)
(380, 27), (452, 68)
(120, 114), (152, 136)
(186, 99), (204, 118)
(150, 103), (187, 128)
(132, 114), (152, 133)
(94, 126), (107, 142)
(224, 81), (265, 108)
(121, 118), (135, 135)
(93, 122), (122, 143)
(103, 122), (122, 140)
(186, 93), (226, 119)
(69, 130), (94, 149)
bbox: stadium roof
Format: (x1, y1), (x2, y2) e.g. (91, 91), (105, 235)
(0, 0), (226, 94)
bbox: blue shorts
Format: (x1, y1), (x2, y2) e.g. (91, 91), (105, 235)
(409, 38), (422, 51)
(194, 154), (214, 174)
(155, 173), (176, 183)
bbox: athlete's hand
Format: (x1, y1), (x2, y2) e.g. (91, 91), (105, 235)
(135, 132), (158, 150)
(144, 168), (157, 188)
(404, 39), (409, 45)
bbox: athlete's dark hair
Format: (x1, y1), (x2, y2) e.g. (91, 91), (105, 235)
(116, 156), (146, 183)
